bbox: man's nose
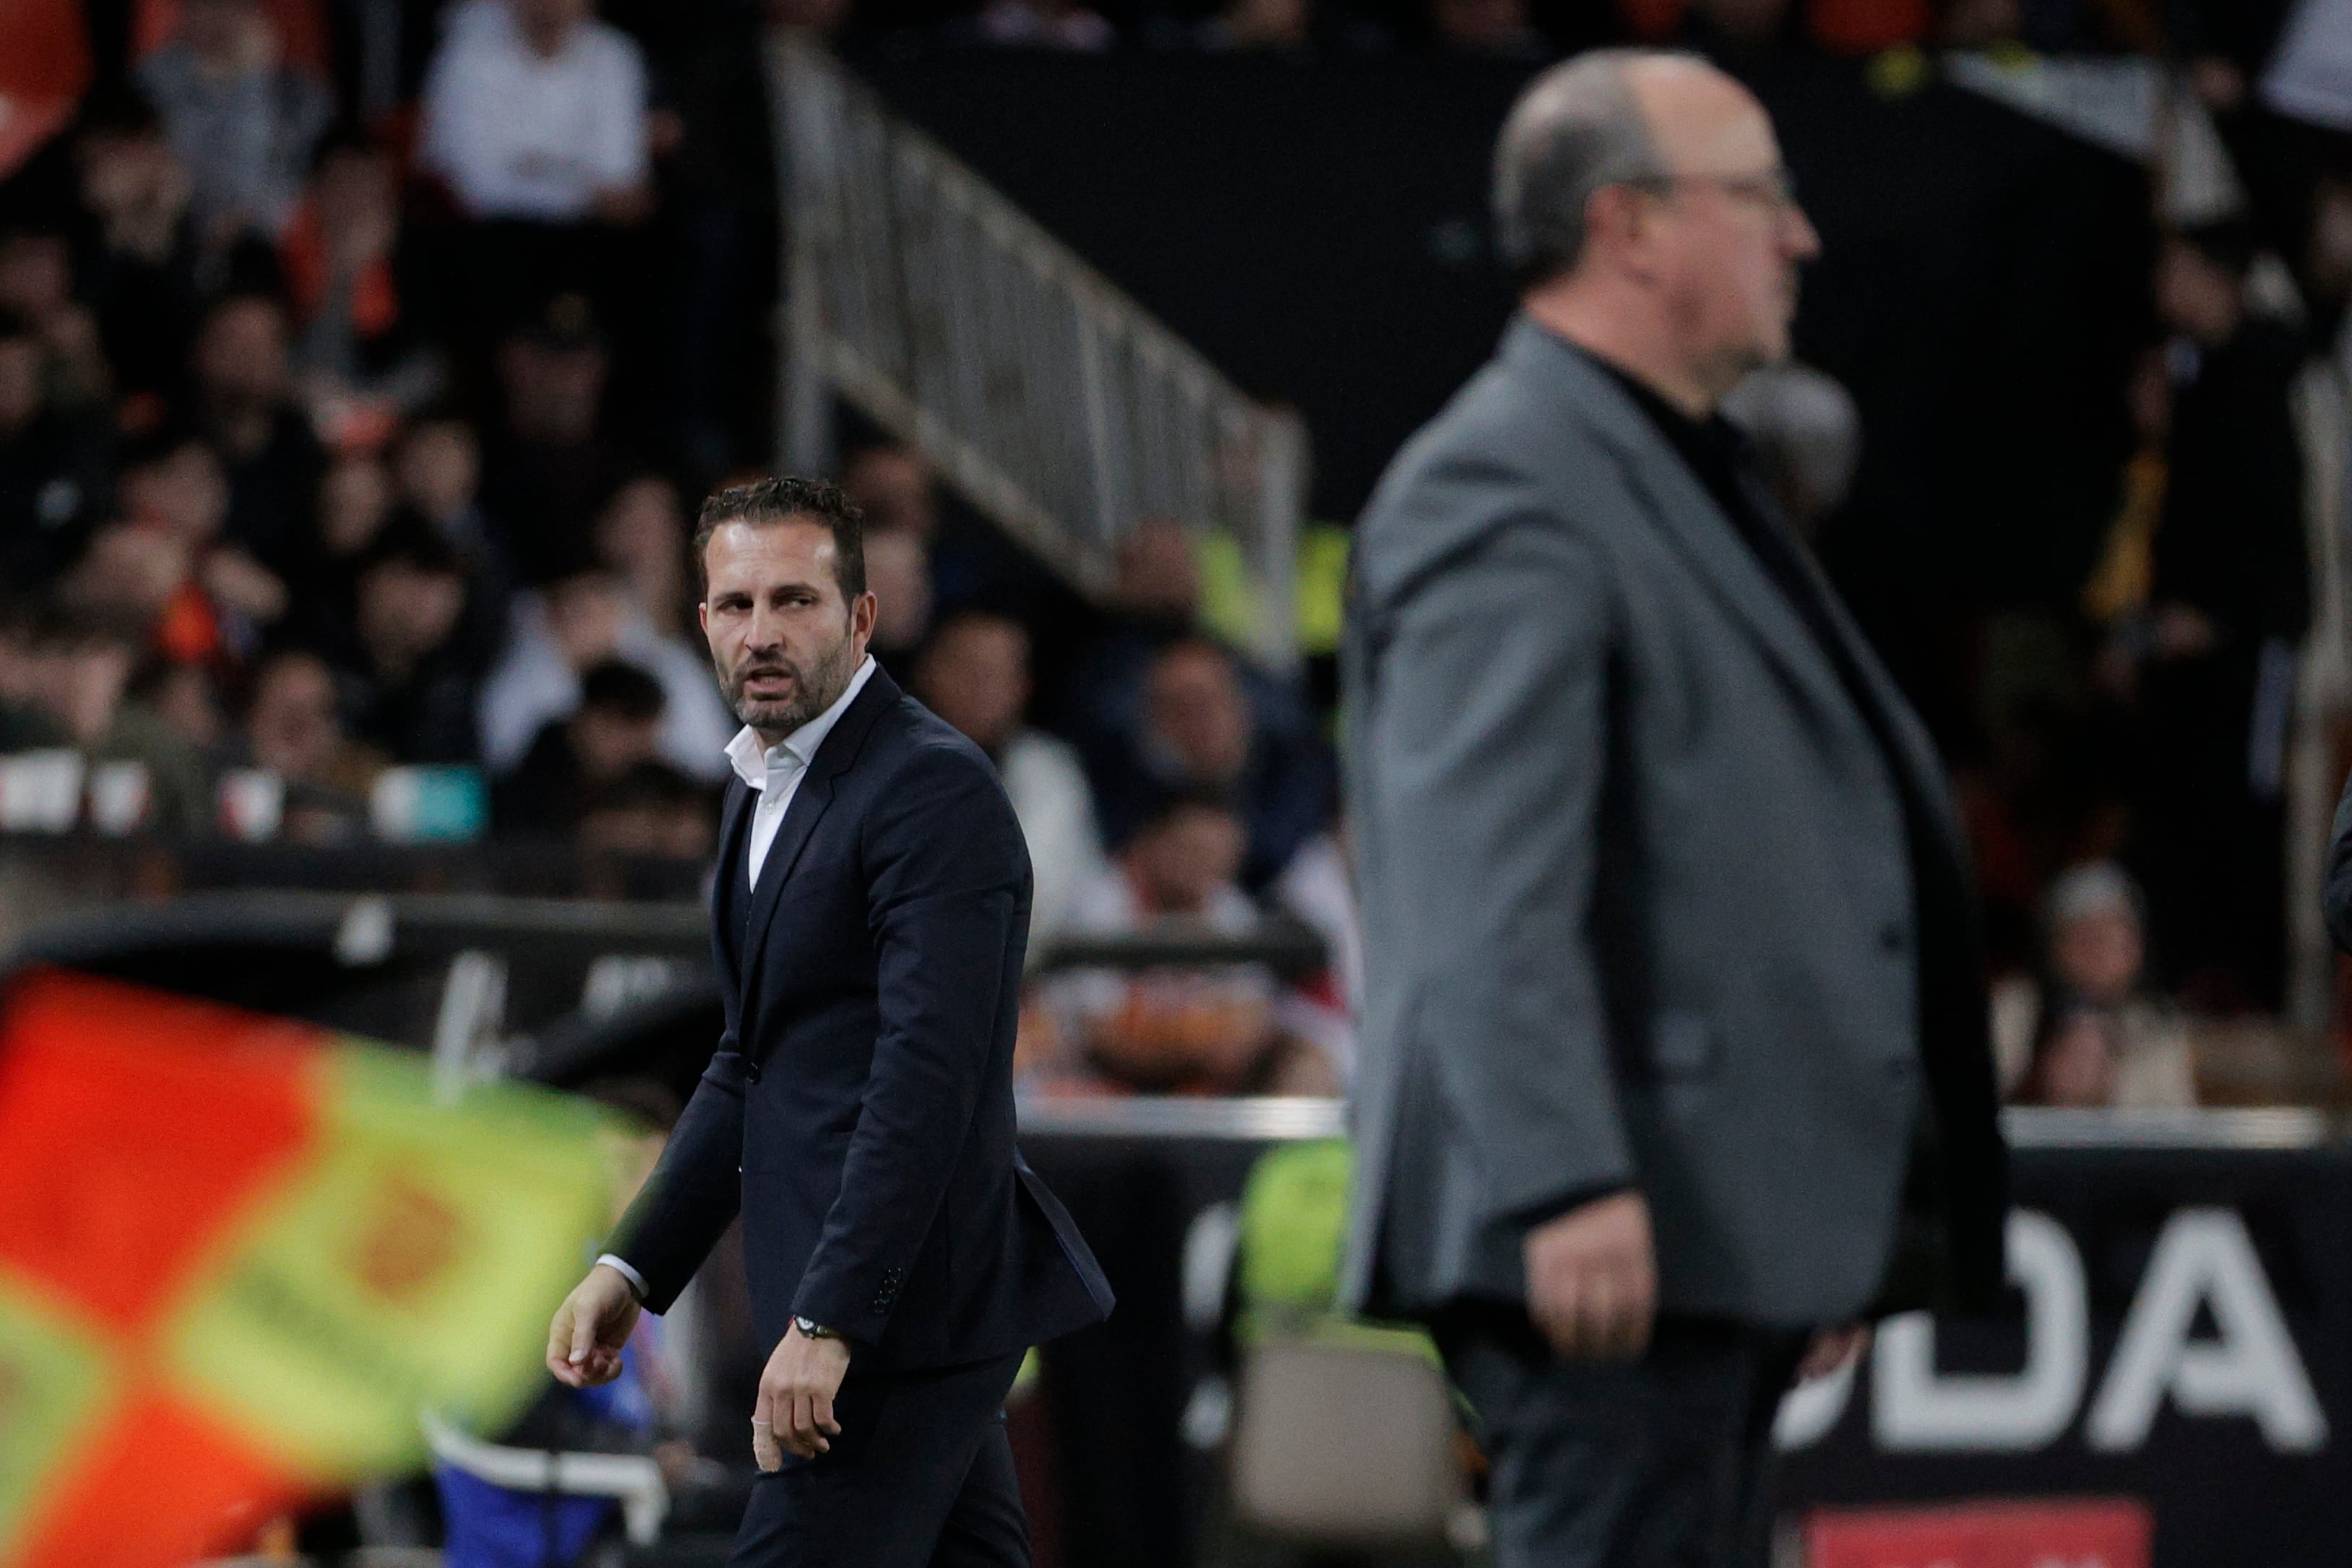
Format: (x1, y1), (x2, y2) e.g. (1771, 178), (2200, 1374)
(1783, 201), (1822, 262)
(743, 605), (787, 652)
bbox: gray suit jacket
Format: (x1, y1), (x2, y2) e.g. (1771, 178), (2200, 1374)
(1340, 318), (2005, 1329)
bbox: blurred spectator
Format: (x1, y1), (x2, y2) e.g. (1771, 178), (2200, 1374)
(913, 611), (1107, 951)
(478, 568), (733, 780)
(419, 0), (651, 225)
(1426, 0), (1542, 53)
(71, 95), (204, 397)
(330, 525), (485, 763)
(1056, 515), (1321, 768)
(0, 220), (112, 411)
(394, 412), (514, 666)
(494, 656), (668, 835)
(190, 290), (324, 574)
(1270, 819), (1360, 1080)
(576, 758), (718, 859)
(0, 306), (113, 590)
(0, 603), (56, 750)
(1035, 790), (1338, 1095)
(1992, 861), (2197, 1106)
(109, 426), (288, 660)
(481, 295), (626, 583)
(135, 0), (332, 247)
(2129, 222), (2309, 1009)
(282, 139), (443, 439)
(593, 473), (693, 639)
(14, 610), (210, 831)
(135, 658), (223, 752)
(2010, 997), (2126, 1108)
(2083, 345), (2172, 631)
(316, 449), (394, 559)
(1194, 0), (1313, 49)
(838, 439), (1001, 612)
(865, 527), (935, 684)
(280, 447), (391, 649)
(225, 647), (377, 839)
(397, 410), (495, 553)
(968, 0), (1116, 48)
(839, 441), (941, 543)
(1092, 635), (1330, 889)
(1719, 360), (1861, 543)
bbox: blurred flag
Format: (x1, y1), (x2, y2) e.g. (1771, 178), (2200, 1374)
(0, 970), (619, 1568)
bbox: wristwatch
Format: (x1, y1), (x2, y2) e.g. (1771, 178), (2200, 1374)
(793, 1315), (843, 1341)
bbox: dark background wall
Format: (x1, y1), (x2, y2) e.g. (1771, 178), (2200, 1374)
(841, 45), (2157, 735)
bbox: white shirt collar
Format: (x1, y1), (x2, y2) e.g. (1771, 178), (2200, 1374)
(725, 655), (879, 792)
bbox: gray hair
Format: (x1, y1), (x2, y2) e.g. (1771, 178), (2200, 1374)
(1492, 48), (1683, 285)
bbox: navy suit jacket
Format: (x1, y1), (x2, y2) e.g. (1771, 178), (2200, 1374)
(613, 666), (1113, 1371)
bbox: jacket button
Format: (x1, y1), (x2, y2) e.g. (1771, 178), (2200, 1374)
(743, 1059), (762, 1082)
(1879, 923), (1908, 954)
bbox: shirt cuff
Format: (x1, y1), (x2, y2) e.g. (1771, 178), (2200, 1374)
(596, 1254), (649, 1301)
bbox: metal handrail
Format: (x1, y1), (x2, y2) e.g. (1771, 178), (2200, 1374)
(768, 33), (1305, 668)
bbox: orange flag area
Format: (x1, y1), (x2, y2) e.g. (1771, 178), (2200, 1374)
(0, 970), (623, 1568)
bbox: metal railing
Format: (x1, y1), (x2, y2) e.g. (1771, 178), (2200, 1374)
(767, 33), (1305, 668)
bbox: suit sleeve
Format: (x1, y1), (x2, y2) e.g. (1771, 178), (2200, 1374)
(791, 746), (1027, 1343)
(1364, 514), (1633, 1227)
(608, 1038), (748, 1314)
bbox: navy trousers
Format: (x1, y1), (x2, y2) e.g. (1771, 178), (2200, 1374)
(729, 1350), (1031, 1568)
(1436, 1314), (1808, 1568)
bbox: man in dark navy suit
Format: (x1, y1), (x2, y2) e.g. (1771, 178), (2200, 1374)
(546, 476), (1113, 1566)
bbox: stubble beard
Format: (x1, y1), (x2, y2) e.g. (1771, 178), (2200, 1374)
(725, 627), (858, 740)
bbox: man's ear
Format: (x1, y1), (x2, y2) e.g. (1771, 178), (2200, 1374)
(852, 590), (879, 645)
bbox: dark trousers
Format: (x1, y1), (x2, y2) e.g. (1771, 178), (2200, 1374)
(1435, 1313), (1807, 1568)
(729, 1350), (1031, 1568)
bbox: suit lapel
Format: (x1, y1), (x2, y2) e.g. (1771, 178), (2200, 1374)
(1511, 322), (1866, 746)
(740, 666), (905, 975)
(712, 777), (754, 991)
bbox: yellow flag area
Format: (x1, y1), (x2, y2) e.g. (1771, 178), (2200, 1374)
(163, 1045), (619, 1483)
(0, 970), (622, 1567)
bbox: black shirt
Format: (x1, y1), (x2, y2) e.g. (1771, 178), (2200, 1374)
(1580, 351), (1891, 745)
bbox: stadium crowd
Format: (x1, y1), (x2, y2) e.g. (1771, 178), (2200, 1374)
(1, 0), (2349, 1108)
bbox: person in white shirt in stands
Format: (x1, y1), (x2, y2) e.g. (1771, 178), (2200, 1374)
(418, 0), (650, 225)
(912, 610), (1105, 955)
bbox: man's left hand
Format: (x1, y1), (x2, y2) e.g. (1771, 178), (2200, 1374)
(752, 1323), (851, 1468)
(1797, 1322), (1871, 1383)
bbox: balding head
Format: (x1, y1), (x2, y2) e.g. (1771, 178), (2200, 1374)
(1498, 48), (1818, 410)
(1494, 49), (1669, 285)
(1495, 50), (1772, 287)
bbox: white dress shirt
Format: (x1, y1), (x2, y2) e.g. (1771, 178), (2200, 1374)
(598, 656), (879, 1304)
(728, 657), (878, 889)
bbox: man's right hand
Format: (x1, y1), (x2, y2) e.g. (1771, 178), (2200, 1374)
(546, 1262), (642, 1388)
(1523, 1190), (1657, 1360)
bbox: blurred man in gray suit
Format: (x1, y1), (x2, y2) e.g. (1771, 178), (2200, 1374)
(1340, 49), (2006, 1567)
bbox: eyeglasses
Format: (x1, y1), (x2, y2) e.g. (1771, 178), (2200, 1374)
(1625, 166), (1801, 214)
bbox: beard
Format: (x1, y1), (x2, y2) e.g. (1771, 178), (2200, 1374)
(720, 625), (859, 738)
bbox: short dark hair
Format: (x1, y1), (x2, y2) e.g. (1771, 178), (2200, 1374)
(694, 475), (866, 601)
(1135, 783), (1244, 838)
(358, 518), (465, 580)
(578, 658), (667, 721)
